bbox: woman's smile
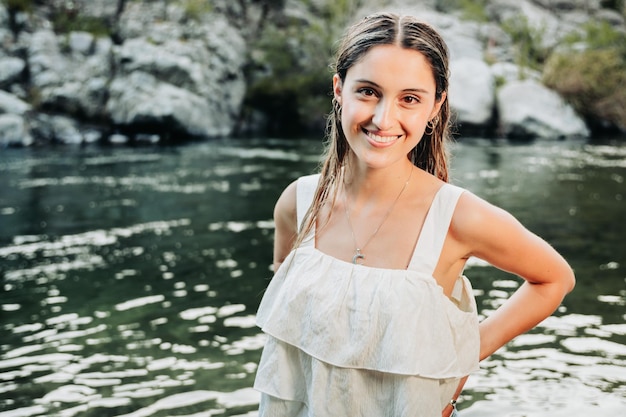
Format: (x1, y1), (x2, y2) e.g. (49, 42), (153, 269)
(362, 127), (403, 146)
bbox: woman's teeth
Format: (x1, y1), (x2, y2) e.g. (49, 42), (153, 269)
(365, 130), (401, 143)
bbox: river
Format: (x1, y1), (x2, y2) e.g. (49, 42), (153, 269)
(0, 136), (625, 417)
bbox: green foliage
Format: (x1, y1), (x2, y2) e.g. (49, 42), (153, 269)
(458, 0), (489, 22)
(242, 0), (360, 136)
(435, 0), (488, 21)
(543, 22), (626, 130)
(2, 0), (35, 12)
(501, 14), (549, 72)
(563, 20), (626, 52)
(182, 0), (212, 21)
(52, 12), (110, 36)
(244, 22), (333, 136)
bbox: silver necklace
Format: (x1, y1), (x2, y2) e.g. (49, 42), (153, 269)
(343, 168), (413, 264)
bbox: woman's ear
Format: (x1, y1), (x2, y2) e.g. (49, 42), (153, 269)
(333, 74), (343, 105)
(430, 91), (447, 120)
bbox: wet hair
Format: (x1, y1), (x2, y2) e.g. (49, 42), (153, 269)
(295, 12), (452, 248)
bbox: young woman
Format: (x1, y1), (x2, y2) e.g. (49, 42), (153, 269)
(253, 12), (575, 417)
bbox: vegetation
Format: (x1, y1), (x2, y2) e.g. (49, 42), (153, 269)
(501, 15), (549, 73)
(51, 12), (110, 37)
(543, 21), (626, 131)
(182, 0), (213, 21)
(2, 0), (35, 12)
(242, 0), (363, 136)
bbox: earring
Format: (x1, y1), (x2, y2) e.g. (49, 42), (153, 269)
(425, 116), (438, 136)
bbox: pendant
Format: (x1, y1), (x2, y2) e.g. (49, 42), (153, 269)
(352, 249), (365, 264)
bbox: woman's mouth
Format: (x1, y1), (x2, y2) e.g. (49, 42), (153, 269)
(363, 128), (403, 144)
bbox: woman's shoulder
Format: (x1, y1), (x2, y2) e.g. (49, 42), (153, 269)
(274, 179), (298, 219)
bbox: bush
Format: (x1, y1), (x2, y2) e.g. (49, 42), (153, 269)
(543, 21), (626, 131)
(2, 0), (35, 13)
(501, 14), (549, 72)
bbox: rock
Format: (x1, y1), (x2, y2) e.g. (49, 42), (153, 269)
(0, 90), (31, 115)
(28, 30), (112, 119)
(110, 13), (246, 138)
(48, 115), (83, 144)
(594, 8), (625, 27)
(28, 30), (66, 88)
(30, 114), (83, 144)
(0, 114), (33, 146)
(490, 62), (542, 83)
(486, 0), (584, 49)
(449, 58), (495, 126)
(0, 57), (25, 88)
(497, 79), (589, 139)
(68, 31), (95, 56)
(107, 71), (227, 138)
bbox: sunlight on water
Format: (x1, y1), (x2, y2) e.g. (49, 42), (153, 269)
(1, 138), (625, 416)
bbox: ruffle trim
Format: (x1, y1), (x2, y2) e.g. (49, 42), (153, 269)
(256, 246), (480, 379)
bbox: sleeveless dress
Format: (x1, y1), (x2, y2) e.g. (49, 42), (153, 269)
(254, 174), (480, 417)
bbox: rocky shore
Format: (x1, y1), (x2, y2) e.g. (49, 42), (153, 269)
(0, 0), (624, 146)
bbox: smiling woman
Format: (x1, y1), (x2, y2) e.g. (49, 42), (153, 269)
(253, 11), (575, 417)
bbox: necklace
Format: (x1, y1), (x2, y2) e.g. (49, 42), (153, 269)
(343, 168), (413, 264)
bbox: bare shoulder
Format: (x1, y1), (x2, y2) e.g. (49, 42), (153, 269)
(272, 179), (300, 270)
(451, 189), (574, 289)
(274, 179), (298, 229)
(451, 190), (529, 257)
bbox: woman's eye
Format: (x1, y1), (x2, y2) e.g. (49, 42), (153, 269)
(403, 96), (420, 104)
(357, 88), (377, 97)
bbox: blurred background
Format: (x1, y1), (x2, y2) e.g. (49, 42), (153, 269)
(1, 1), (625, 416)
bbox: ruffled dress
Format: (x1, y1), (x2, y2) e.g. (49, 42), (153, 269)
(254, 174), (480, 417)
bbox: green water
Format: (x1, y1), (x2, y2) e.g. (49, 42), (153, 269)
(0, 137), (624, 417)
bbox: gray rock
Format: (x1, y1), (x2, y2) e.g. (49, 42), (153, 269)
(48, 115), (83, 144)
(30, 114), (84, 144)
(0, 90), (31, 115)
(0, 114), (32, 147)
(28, 30), (66, 88)
(110, 13), (246, 137)
(595, 8), (625, 27)
(0, 57), (26, 87)
(490, 62), (541, 83)
(107, 71), (229, 138)
(28, 29), (112, 118)
(497, 79), (589, 139)
(68, 31), (95, 56)
(449, 58), (495, 126)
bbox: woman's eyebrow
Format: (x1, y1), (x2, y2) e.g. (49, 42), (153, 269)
(353, 79), (430, 94)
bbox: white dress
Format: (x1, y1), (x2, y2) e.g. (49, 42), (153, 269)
(254, 174), (480, 417)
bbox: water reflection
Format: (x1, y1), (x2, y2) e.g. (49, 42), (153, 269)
(0, 137), (624, 416)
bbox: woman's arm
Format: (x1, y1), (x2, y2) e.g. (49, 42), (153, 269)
(442, 192), (574, 416)
(454, 191), (576, 360)
(272, 180), (299, 272)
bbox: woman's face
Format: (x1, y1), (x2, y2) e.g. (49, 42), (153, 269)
(333, 44), (445, 172)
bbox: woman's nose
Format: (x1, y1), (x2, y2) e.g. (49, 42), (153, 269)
(372, 99), (396, 130)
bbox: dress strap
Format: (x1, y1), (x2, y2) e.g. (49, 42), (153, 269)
(296, 174), (320, 246)
(407, 183), (465, 276)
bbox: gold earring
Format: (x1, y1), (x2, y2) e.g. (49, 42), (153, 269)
(425, 117), (438, 135)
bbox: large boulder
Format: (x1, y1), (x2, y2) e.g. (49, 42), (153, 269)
(108, 10), (246, 138)
(107, 71), (227, 138)
(449, 58), (495, 127)
(497, 79), (589, 139)
(0, 57), (25, 88)
(0, 114), (32, 147)
(27, 30), (112, 119)
(0, 90), (31, 115)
